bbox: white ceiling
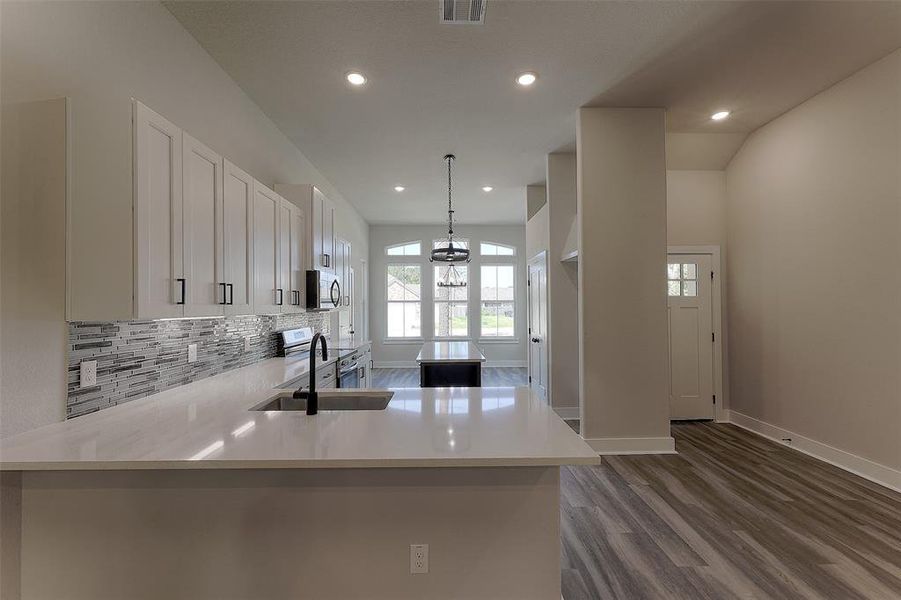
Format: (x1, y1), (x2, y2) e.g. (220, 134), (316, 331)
(166, 1), (901, 224)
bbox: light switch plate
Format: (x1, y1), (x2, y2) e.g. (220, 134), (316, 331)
(187, 343), (198, 364)
(80, 360), (98, 388)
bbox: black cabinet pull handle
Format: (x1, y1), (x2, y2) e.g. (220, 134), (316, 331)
(219, 283), (227, 305)
(277, 288), (284, 306)
(227, 283), (234, 305)
(176, 278), (186, 305)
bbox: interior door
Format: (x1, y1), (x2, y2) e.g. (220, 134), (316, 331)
(182, 133), (223, 317)
(667, 254), (714, 420)
(133, 101), (183, 318)
(222, 159), (253, 315)
(252, 182), (280, 314)
(528, 254), (549, 402)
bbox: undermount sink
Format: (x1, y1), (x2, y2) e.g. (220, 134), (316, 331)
(251, 390), (394, 412)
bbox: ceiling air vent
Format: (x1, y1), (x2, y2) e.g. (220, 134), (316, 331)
(440, 0), (486, 24)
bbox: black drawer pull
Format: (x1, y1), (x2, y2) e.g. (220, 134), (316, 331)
(176, 278), (186, 305)
(227, 283), (234, 305)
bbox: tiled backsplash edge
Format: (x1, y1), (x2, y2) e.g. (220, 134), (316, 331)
(67, 313), (329, 419)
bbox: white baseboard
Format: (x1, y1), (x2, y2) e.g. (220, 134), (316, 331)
(728, 410), (901, 494)
(371, 361), (417, 369)
(372, 360), (527, 369)
(553, 406), (580, 420)
(584, 436), (676, 455)
(485, 360), (528, 368)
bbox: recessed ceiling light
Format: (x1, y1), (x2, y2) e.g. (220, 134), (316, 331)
(394, 185), (405, 192)
(515, 72), (537, 87)
(711, 110), (730, 121)
(482, 186), (494, 192)
(346, 72), (367, 86)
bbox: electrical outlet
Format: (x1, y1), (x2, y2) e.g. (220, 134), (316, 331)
(187, 343), (198, 364)
(80, 360), (98, 388)
(244, 336), (252, 352)
(410, 544), (429, 574)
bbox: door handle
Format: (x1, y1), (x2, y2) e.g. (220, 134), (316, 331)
(176, 278), (186, 305)
(330, 280), (340, 307)
(531, 337), (540, 343)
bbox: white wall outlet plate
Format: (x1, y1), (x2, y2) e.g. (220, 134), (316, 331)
(410, 544), (429, 574)
(244, 336), (252, 352)
(187, 343), (198, 364)
(80, 360), (98, 388)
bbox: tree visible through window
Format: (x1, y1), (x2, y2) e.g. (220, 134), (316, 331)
(481, 265), (515, 337)
(434, 265), (468, 337)
(387, 265), (421, 337)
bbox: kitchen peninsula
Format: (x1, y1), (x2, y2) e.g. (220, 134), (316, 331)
(0, 356), (597, 600)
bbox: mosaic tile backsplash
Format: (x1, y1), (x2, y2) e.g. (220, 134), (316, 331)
(67, 313), (328, 418)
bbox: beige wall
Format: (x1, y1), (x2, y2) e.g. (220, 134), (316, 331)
(546, 154), (580, 411)
(526, 184), (547, 220)
(667, 170), (726, 247)
(1, 99), (68, 438)
(1, 1), (368, 322)
(726, 49), (901, 470)
(577, 107), (671, 449)
(525, 203), (549, 260)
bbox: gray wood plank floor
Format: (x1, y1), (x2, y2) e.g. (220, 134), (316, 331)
(562, 422), (901, 600)
(371, 367), (527, 388)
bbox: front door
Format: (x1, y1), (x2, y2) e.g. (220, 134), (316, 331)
(528, 254), (548, 402)
(667, 254), (714, 420)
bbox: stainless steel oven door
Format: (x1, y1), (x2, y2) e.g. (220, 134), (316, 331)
(338, 362), (360, 388)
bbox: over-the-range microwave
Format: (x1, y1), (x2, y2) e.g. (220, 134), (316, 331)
(305, 269), (341, 311)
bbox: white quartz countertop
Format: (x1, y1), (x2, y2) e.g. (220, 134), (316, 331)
(416, 341), (486, 363)
(0, 357), (598, 471)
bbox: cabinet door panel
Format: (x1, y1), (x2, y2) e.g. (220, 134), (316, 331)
(311, 189), (325, 269)
(223, 160), (254, 315)
(134, 102), (183, 319)
(182, 134), (223, 318)
(252, 183), (280, 314)
(278, 201), (291, 313)
(288, 204), (305, 312)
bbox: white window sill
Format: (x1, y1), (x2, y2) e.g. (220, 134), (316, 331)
(382, 338), (424, 345)
(478, 338), (520, 344)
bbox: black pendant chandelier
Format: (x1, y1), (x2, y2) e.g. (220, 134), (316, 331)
(430, 154), (471, 267)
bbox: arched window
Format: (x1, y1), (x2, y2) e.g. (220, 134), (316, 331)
(386, 241), (421, 257)
(479, 242), (515, 256)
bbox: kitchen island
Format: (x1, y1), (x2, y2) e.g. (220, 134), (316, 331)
(416, 340), (486, 387)
(0, 356), (597, 600)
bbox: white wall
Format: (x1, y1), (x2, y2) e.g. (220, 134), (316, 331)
(667, 170), (726, 247)
(369, 225), (527, 367)
(525, 204), (549, 260)
(726, 49), (901, 471)
(0, 1), (368, 322)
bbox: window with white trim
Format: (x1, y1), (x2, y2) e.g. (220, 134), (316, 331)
(386, 265), (421, 338)
(386, 241), (421, 256)
(480, 265), (515, 337)
(480, 242), (515, 256)
(433, 265), (468, 337)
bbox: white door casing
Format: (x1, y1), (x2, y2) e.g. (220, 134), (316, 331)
(528, 253), (549, 402)
(667, 253), (714, 420)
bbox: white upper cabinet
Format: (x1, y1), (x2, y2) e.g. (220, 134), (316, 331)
(182, 133), (224, 318)
(252, 182), (282, 315)
(285, 201), (305, 312)
(222, 159), (254, 315)
(134, 102), (184, 319)
(275, 184), (336, 276)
